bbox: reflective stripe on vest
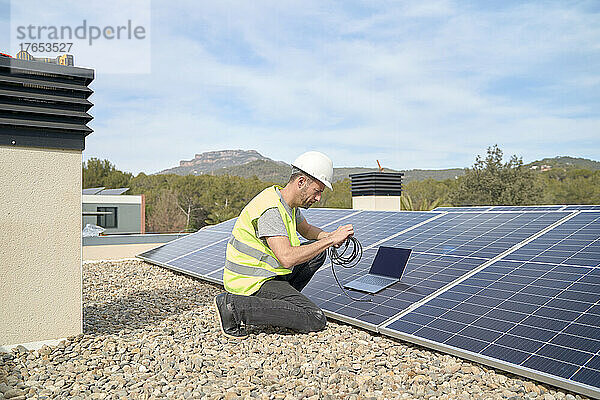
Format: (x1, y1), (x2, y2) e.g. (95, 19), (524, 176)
(224, 259), (278, 278)
(228, 237), (280, 271)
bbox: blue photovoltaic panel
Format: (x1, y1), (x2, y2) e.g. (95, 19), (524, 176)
(564, 205), (600, 211)
(168, 239), (229, 278)
(137, 230), (231, 264)
(303, 249), (486, 326)
(503, 212), (600, 268)
(301, 208), (360, 228)
(438, 205), (600, 212)
(303, 212), (569, 327)
(488, 205), (565, 212)
(383, 261), (600, 396)
(202, 218), (238, 233)
(345, 211), (441, 247)
(434, 205), (565, 212)
(434, 206), (492, 212)
(382, 211), (600, 398)
(206, 267), (225, 285)
(381, 212), (569, 258)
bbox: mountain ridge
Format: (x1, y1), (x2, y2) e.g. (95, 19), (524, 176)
(159, 150), (287, 176)
(525, 156), (600, 170)
(156, 150), (598, 184)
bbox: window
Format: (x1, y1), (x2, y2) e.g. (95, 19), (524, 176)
(97, 207), (117, 228)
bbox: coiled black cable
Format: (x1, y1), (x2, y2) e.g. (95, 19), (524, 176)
(328, 236), (372, 302)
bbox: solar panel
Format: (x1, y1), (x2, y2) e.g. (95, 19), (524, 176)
(341, 211), (441, 247)
(488, 205), (565, 212)
(380, 212), (569, 258)
(303, 250), (487, 327)
(202, 218), (238, 234)
(381, 211), (600, 398)
(167, 239), (229, 279)
(503, 212), (600, 267)
(82, 187), (105, 195)
(138, 230), (230, 264)
(564, 205), (600, 211)
(302, 211), (570, 328)
(434, 206), (492, 212)
(97, 188), (129, 195)
(437, 205), (600, 212)
(434, 205), (566, 212)
(383, 261), (600, 398)
(301, 208), (361, 228)
(206, 267), (225, 285)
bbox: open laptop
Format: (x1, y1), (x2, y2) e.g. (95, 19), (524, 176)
(344, 246), (412, 294)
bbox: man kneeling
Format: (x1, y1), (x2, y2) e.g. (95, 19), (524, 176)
(214, 151), (354, 338)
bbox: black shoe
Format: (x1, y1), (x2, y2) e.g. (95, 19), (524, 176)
(213, 293), (248, 339)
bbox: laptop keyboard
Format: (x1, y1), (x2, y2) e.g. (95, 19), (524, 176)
(358, 274), (395, 286)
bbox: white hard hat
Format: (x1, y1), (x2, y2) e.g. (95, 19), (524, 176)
(292, 151), (334, 190)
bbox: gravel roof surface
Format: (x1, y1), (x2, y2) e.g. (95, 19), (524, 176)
(0, 259), (591, 400)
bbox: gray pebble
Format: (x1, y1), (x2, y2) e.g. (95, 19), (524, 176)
(2, 259), (591, 400)
(2, 389), (24, 399)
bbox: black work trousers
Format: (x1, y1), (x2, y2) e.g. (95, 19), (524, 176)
(226, 248), (327, 333)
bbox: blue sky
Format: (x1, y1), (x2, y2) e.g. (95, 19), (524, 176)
(2, 1), (599, 174)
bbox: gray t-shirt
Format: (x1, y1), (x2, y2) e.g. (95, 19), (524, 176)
(257, 188), (305, 239)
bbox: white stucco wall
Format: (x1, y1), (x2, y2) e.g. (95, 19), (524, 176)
(352, 195), (402, 211)
(0, 145), (82, 347)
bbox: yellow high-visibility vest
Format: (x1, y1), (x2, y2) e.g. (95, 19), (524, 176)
(223, 186), (301, 295)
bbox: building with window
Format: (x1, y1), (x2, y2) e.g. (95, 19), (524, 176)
(82, 188), (145, 234)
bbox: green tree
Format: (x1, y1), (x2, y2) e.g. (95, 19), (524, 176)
(314, 179), (352, 209)
(537, 169), (600, 205)
(128, 172), (273, 232)
(450, 145), (541, 206)
(83, 158), (133, 189)
(202, 176), (272, 225)
(400, 193), (445, 211)
(173, 175), (208, 231)
(402, 178), (455, 210)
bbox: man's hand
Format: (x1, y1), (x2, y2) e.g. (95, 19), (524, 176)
(266, 224), (355, 269)
(330, 224), (354, 247)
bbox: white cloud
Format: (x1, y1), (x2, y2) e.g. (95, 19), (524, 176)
(79, 1), (600, 174)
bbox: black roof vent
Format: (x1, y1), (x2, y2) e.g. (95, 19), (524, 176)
(350, 171), (403, 197)
(0, 57), (94, 150)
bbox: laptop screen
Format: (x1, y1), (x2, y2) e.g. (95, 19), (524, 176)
(370, 246), (412, 279)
